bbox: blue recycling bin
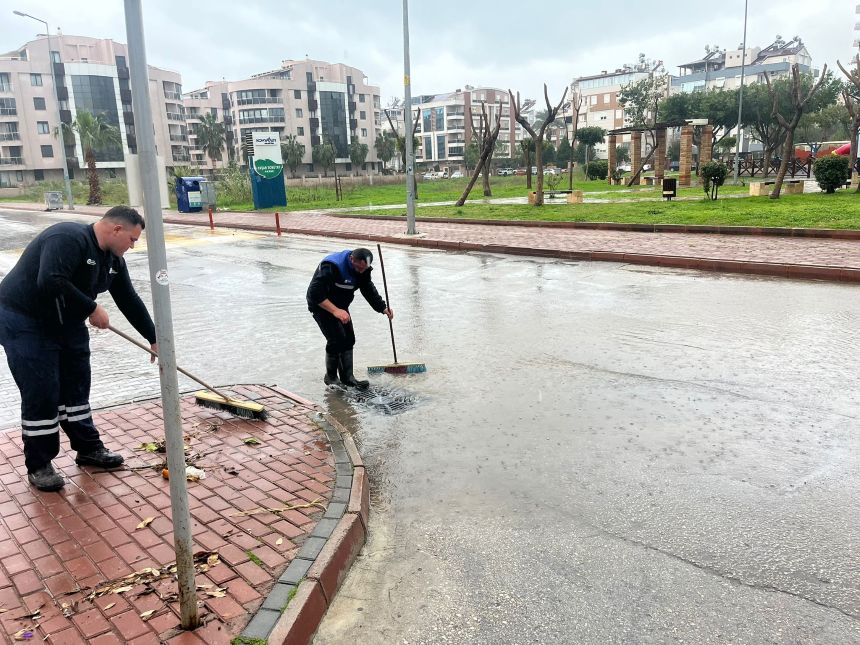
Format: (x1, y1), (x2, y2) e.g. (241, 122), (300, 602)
(175, 176), (204, 213)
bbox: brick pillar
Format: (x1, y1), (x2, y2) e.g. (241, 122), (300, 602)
(607, 134), (617, 185)
(631, 132), (642, 185)
(654, 127), (666, 182)
(679, 125), (693, 187)
(700, 125), (714, 167)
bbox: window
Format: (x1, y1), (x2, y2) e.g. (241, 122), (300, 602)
(295, 108), (303, 118)
(50, 51), (60, 63)
(37, 121), (49, 134)
(294, 89), (302, 99)
(0, 98), (17, 116)
(33, 97), (46, 110)
(424, 136), (432, 159)
(603, 93), (609, 103)
(31, 74), (43, 87)
(115, 55), (126, 67)
(359, 111), (366, 120)
(297, 126), (304, 136)
(423, 109), (431, 132)
(437, 134), (446, 159)
(359, 94), (366, 103)
(34, 169), (44, 181)
(435, 107), (444, 130)
(361, 128), (367, 137)
(40, 145), (54, 158)
(0, 73), (9, 92)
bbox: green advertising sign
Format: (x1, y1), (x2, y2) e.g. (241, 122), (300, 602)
(252, 132), (284, 179)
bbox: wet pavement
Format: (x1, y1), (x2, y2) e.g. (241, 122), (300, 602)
(1, 209), (859, 643)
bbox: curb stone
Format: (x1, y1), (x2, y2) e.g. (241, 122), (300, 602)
(237, 399), (367, 645)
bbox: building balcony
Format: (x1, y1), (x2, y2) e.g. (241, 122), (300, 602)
(166, 112), (185, 121)
(309, 117), (320, 131)
(307, 81), (317, 93)
(238, 115), (285, 125)
(169, 134), (188, 142)
(55, 86), (68, 101)
(348, 101), (357, 113)
(448, 124), (465, 131)
(0, 157), (24, 166)
(52, 62), (64, 78)
(0, 132), (20, 141)
(236, 97), (282, 105)
(164, 91), (183, 101)
(120, 88), (132, 104)
(0, 108), (17, 117)
(172, 153), (191, 163)
(349, 119), (358, 130)
(308, 99), (318, 111)
(311, 135), (321, 146)
(117, 66), (130, 79)
(59, 110), (72, 123)
(0, 83), (11, 93)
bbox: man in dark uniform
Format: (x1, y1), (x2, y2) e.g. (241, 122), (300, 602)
(0, 206), (157, 491)
(307, 248), (393, 388)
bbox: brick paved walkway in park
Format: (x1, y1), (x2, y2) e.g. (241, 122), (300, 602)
(4, 202), (860, 282)
(0, 385), (365, 644)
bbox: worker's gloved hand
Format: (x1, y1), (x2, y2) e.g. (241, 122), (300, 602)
(88, 304), (110, 329)
(383, 307), (394, 320)
(335, 308), (351, 324)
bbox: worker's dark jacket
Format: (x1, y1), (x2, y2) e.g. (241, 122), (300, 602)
(0, 222), (156, 342)
(306, 250), (386, 314)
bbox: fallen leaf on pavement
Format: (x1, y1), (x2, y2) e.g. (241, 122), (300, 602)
(12, 629), (33, 641)
(140, 609), (156, 621)
(103, 603), (115, 611)
(242, 437), (261, 446)
(276, 538), (283, 546)
(136, 517), (154, 529)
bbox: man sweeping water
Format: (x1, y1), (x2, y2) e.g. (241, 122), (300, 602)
(307, 248), (392, 388)
(0, 206), (157, 491)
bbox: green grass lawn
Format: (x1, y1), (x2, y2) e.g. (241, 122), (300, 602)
(337, 191), (860, 229)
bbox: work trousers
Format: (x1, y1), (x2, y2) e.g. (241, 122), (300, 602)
(312, 310), (356, 354)
(0, 305), (103, 472)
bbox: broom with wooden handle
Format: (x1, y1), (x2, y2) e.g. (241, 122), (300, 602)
(367, 244), (426, 375)
(107, 325), (267, 420)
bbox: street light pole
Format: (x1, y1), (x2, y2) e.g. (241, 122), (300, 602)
(402, 0), (417, 235)
(13, 11), (74, 210)
(123, 0), (199, 629)
(732, 0), (749, 185)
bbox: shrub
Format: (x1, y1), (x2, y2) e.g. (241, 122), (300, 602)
(813, 155), (851, 194)
(701, 160), (728, 200)
(585, 159), (608, 181)
(216, 162), (252, 207)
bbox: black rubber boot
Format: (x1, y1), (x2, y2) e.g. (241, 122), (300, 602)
(75, 447), (124, 468)
(324, 352), (340, 385)
(28, 465), (65, 492)
(338, 350), (369, 389)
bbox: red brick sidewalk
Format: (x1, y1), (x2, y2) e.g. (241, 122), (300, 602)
(0, 384), (366, 644)
(5, 202), (860, 282)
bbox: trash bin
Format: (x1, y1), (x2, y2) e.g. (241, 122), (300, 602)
(175, 176), (204, 213)
(662, 177), (677, 201)
(44, 191), (63, 211)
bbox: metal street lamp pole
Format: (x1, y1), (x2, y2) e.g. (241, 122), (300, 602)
(13, 11), (74, 209)
(402, 0), (417, 234)
(732, 0), (749, 184)
(123, 0), (199, 629)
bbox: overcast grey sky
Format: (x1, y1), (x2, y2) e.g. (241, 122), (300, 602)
(2, 0), (856, 104)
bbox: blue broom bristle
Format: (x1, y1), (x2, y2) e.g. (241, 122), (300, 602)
(367, 363), (426, 374)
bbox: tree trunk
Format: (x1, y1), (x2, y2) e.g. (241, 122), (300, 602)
(533, 144), (544, 206)
(770, 131), (795, 199)
(86, 147), (101, 205)
(482, 164), (491, 197)
(525, 149), (532, 189)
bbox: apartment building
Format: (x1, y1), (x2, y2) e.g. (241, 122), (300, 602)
(183, 59), (382, 176)
(571, 63), (658, 157)
(672, 37), (814, 93)
(0, 34), (187, 188)
(409, 86), (518, 170)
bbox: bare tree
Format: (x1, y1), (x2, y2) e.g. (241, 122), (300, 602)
(566, 88), (583, 190)
(509, 84), (568, 206)
(386, 107), (421, 199)
(455, 102), (502, 206)
(838, 56), (860, 190)
(764, 63), (829, 198)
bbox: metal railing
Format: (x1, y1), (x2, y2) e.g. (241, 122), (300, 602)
(166, 112), (185, 121)
(172, 153), (190, 162)
(236, 97), (282, 105)
(0, 132), (20, 141)
(0, 157), (24, 165)
(169, 134), (188, 142)
(164, 91), (183, 100)
(238, 115), (285, 124)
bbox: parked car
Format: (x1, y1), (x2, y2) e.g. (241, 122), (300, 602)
(514, 168), (527, 175)
(422, 171), (442, 180)
(543, 167), (560, 175)
(497, 167), (515, 176)
(450, 170), (464, 179)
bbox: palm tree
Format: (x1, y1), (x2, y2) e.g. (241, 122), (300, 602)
(312, 140), (336, 177)
(281, 134), (306, 178)
(195, 112), (225, 172)
(67, 110), (121, 205)
(348, 140), (369, 175)
(374, 133), (395, 172)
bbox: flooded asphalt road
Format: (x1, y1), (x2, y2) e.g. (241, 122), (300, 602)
(1, 209), (859, 644)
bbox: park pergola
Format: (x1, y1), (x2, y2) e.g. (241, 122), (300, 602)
(607, 120), (713, 187)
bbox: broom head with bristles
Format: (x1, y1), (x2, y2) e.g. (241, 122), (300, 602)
(194, 390), (268, 420)
(367, 362), (426, 375)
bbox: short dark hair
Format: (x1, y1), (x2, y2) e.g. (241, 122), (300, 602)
(352, 248), (373, 265)
(103, 205), (145, 230)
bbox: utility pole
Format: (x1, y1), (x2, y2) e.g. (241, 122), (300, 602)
(13, 11), (74, 209)
(123, 0), (199, 629)
(732, 0), (749, 184)
(402, 0), (417, 234)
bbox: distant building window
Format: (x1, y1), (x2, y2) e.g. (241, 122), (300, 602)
(359, 94), (366, 103)
(295, 108), (303, 118)
(33, 97), (46, 110)
(50, 51), (60, 63)
(361, 128), (367, 137)
(0, 73), (10, 92)
(359, 111), (366, 120)
(294, 89), (301, 99)
(297, 126), (304, 136)
(115, 55), (126, 67)
(34, 169), (44, 181)
(40, 144), (54, 158)
(30, 74), (43, 87)
(37, 121), (49, 134)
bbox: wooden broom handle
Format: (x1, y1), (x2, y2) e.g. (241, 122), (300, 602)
(376, 244), (398, 364)
(106, 325), (232, 401)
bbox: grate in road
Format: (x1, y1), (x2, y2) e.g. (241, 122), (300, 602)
(330, 384), (420, 415)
